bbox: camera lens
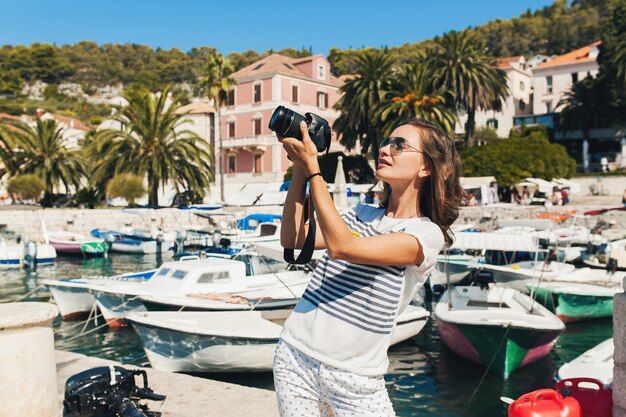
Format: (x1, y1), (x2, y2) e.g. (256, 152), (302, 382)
(268, 105), (307, 140)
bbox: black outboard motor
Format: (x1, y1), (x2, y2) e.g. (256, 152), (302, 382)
(470, 269), (495, 290)
(64, 366), (165, 417)
(607, 258), (618, 274)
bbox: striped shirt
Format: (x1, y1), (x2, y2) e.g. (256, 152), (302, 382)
(281, 204), (444, 376)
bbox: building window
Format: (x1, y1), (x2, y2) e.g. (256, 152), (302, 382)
(253, 84), (262, 103)
(572, 72), (578, 84)
(546, 101), (553, 113)
(519, 100), (526, 111)
(227, 121), (235, 138)
(254, 154), (262, 173)
(253, 118), (262, 136)
(228, 155), (236, 173)
(227, 89), (235, 106)
(292, 85), (299, 103)
(519, 81), (525, 91)
(317, 64), (326, 80)
(546, 76), (553, 93)
(487, 119), (499, 129)
(317, 92), (328, 109)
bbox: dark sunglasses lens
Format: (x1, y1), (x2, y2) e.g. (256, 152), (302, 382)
(391, 137), (406, 153)
(379, 137), (390, 148)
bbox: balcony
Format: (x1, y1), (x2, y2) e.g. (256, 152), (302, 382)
(220, 135), (276, 151)
(514, 113), (555, 129)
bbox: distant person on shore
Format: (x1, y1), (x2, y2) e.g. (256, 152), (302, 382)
(275, 118), (463, 416)
(521, 186), (531, 205)
(622, 188), (626, 206)
(561, 187), (570, 205)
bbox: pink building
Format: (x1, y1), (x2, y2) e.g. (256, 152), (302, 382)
(218, 54), (344, 186)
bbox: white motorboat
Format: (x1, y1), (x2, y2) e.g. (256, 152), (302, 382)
(41, 269), (156, 320)
(583, 238), (626, 272)
(90, 256), (310, 327)
(558, 338), (613, 385)
(435, 284), (565, 379)
(0, 238), (56, 267)
(91, 227), (176, 254)
(127, 304), (429, 373)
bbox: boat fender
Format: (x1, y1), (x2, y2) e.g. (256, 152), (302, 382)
(508, 388), (581, 417)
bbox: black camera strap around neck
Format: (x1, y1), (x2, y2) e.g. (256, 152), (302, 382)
(283, 195), (316, 264)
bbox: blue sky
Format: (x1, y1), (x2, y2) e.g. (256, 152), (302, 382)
(0, 0), (555, 55)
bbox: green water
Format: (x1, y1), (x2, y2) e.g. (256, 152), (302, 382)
(0, 255), (613, 417)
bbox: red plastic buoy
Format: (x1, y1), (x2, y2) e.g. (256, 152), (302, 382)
(509, 389), (581, 417)
(557, 378), (613, 417)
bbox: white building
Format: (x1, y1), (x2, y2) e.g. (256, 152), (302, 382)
(531, 41), (600, 117)
(39, 112), (90, 149)
(456, 56), (533, 139)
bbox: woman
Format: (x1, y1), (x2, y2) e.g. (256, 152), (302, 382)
(274, 118), (463, 416)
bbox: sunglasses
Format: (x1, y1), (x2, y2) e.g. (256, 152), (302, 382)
(379, 136), (423, 156)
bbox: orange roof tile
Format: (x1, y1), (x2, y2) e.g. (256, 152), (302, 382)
(232, 54), (342, 87)
(496, 56), (524, 69)
(537, 41), (601, 69)
(176, 101), (216, 115)
(0, 113), (22, 122)
(47, 113), (90, 131)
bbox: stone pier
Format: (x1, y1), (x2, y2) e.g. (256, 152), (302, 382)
(56, 350), (279, 417)
(614, 277), (626, 417)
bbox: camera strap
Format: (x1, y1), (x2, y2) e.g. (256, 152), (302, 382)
(283, 195), (316, 264)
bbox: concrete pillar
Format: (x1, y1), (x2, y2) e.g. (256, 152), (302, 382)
(614, 277), (626, 417)
(0, 302), (59, 417)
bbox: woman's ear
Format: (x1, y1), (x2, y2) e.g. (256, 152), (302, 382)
(418, 161), (431, 178)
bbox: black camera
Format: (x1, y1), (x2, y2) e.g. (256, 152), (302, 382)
(268, 105), (332, 153)
(64, 366), (166, 417)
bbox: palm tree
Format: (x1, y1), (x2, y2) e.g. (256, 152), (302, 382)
(203, 52), (236, 203)
(333, 49), (395, 162)
(557, 78), (603, 142)
(0, 123), (18, 180)
(4, 118), (85, 199)
(88, 87), (213, 206)
(430, 31), (508, 148)
(378, 62), (458, 135)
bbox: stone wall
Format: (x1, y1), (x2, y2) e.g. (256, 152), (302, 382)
(573, 175), (626, 196)
(615, 279), (626, 417)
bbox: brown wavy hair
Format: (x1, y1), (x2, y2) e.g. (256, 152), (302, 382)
(380, 118), (464, 246)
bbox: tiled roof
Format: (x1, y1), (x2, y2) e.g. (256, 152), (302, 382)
(46, 113), (90, 131)
(496, 56), (524, 69)
(231, 54), (342, 86)
(176, 101), (216, 115)
(0, 113), (22, 122)
(536, 41), (601, 69)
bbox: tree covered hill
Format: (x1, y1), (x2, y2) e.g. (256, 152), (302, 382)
(0, 0), (612, 96)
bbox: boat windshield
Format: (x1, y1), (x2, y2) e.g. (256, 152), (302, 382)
(156, 268), (170, 277)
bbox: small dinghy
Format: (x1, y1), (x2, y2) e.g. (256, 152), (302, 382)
(48, 231), (108, 257)
(435, 284), (564, 379)
(127, 305), (429, 373)
(558, 338), (613, 385)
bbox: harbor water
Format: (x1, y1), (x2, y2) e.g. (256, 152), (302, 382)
(1, 254), (613, 417)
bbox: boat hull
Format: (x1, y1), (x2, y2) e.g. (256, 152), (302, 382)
(438, 320), (560, 379)
(531, 286), (614, 322)
(130, 309), (428, 373)
(93, 291), (147, 327)
(47, 284), (95, 319)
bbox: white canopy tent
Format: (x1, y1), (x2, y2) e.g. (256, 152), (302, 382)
(450, 232), (538, 252)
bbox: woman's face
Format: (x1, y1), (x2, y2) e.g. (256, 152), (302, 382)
(375, 124), (430, 185)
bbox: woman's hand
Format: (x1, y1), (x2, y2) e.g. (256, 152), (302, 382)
(278, 121), (320, 176)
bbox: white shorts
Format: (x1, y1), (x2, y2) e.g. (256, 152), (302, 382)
(273, 339), (396, 417)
